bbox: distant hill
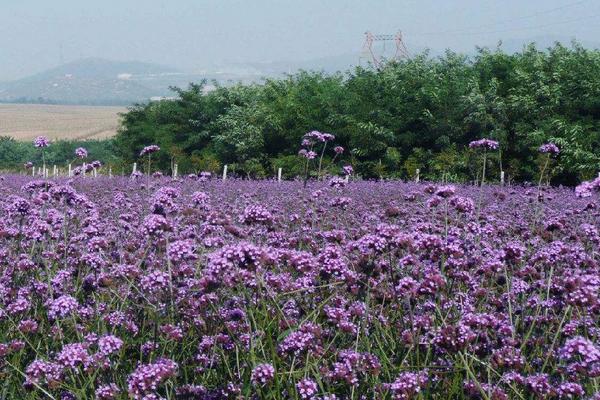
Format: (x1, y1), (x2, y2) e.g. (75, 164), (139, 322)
(0, 58), (184, 105)
(0, 58), (281, 106)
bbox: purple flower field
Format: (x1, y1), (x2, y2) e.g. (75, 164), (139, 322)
(0, 175), (599, 399)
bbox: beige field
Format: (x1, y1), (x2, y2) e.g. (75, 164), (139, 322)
(0, 103), (127, 141)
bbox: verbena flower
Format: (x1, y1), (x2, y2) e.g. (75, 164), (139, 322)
(140, 145), (160, 157)
(387, 371), (428, 400)
(34, 136), (50, 148)
(296, 378), (318, 399)
(75, 147), (88, 159)
(95, 383), (120, 400)
(97, 335), (123, 356)
(575, 178), (600, 198)
(469, 138), (499, 150)
(127, 358), (177, 399)
(251, 363), (275, 386)
(56, 343), (90, 370)
(48, 295), (79, 319)
(539, 142), (560, 155)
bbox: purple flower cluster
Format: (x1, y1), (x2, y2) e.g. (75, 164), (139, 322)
(127, 358), (178, 399)
(539, 142), (560, 155)
(251, 363), (275, 386)
(33, 136), (50, 148)
(575, 177), (600, 198)
(240, 204), (274, 225)
(139, 145), (160, 157)
(387, 371), (428, 399)
(75, 147), (88, 159)
(299, 149), (318, 159)
(91, 160), (102, 169)
(304, 130), (335, 143)
(469, 138), (499, 150)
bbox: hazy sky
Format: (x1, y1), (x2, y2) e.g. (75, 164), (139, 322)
(1, 0), (600, 81)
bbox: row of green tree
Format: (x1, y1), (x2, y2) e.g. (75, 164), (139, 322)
(114, 42), (600, 184)
(5, 42), (600, 184)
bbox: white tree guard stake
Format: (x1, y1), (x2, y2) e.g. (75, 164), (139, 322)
(32, 166), (35, 176)
(82, 163), (87, 177)
(173, 164), (178, 179)
(222, 165), (228, 181)
(68, 164), (72, 177)
(415, 169), (420, 183)
(109, 167), (112, 178)
(277, 167), (282, 182)
(345, 175), (349, 183)
(53, 165), (57, 177)
(93, 168), (97, 178)
(133, 163), (137, 174)
(501, 171), (505, 186)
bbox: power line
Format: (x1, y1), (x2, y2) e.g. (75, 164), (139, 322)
(495, 0), (590, 22)
(437, 12), (600, 37)
(417, 0), (592, 36)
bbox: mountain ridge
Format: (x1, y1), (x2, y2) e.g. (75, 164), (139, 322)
(2, 37), (599, 106)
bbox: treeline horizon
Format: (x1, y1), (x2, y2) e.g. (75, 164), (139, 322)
(2, 42), (600, 184)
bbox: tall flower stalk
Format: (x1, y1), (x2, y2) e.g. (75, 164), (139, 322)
(299, 130), (337, 186)
(74, 147), (88, 177)
(469, 138), (499, 214)
(140, 145), (160, 187)
(533, 142), (560, 225)
(34, 136), (50, 177)
(538, 143), (559, 189)
(469, 138), (499, 187)
(140, 145), (160, 175)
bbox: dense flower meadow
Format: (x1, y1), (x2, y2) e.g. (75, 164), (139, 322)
(0, 174), (599, 399)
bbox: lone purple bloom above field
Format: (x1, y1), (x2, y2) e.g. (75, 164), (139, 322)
(75, 147), (88, 159)
(539, 142), (560, 155)
(33, 136), (50, 148)
(469, 138), (499, 150)
(303, 130), (335, 144)
(140, 145), (160, 157)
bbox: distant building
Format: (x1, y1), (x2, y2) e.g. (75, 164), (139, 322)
(149, 96), (177, 101)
